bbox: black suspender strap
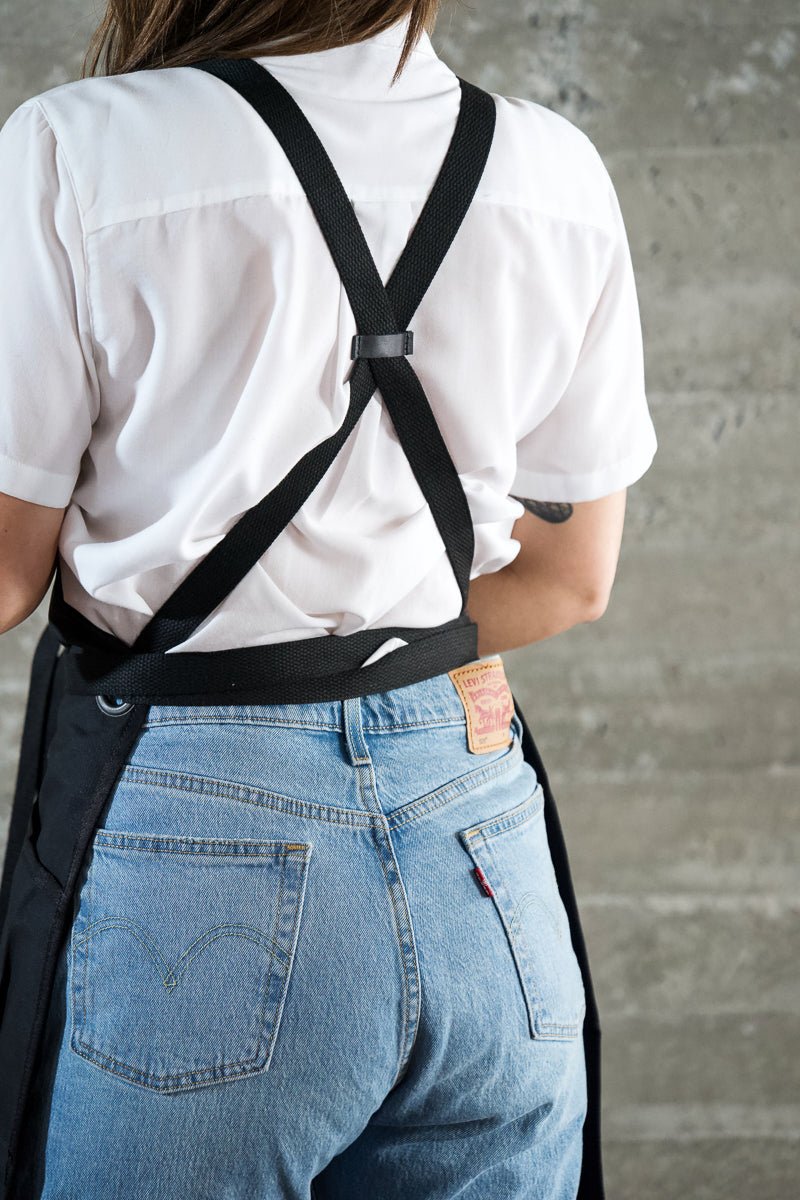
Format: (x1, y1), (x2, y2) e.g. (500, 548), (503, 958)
(136, 58), (495, 654)
(49, 58), (498, 702)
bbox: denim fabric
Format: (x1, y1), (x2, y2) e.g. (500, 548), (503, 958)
(30, 666), (586, 1199)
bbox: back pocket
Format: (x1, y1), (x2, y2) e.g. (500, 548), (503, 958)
(457, 785), (585, 1041)
(70, 830), (312, 1092)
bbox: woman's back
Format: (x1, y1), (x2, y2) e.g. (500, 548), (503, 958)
(0, 13), (655, 660)
(0, 8), (661, 1197)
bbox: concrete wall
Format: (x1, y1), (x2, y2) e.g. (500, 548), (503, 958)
(2, 3), (798, 1196)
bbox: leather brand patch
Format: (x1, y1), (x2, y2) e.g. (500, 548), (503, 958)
(448, 656), (515, 754)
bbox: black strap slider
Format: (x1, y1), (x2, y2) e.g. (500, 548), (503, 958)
(351, 330), (414, 360)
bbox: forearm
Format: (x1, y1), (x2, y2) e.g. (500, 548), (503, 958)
(467, 560), (597, 659)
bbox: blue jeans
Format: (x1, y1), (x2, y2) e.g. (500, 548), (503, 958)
(26, 667), (587, 1199)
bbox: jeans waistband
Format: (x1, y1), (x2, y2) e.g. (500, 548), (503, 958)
(140, 663), (509, 732)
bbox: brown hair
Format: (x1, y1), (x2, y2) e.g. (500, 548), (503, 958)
(80, 1), (447, 89)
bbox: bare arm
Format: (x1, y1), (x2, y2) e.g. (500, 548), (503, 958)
(467, 490), (627, 658)
(0, 492), (65, 634)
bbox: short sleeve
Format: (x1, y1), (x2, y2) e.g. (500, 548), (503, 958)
(0, 98), (99, 508)
(511, 150), (658, 503)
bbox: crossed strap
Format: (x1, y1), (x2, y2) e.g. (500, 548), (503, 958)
(139, 58), (495, 652)
(51, 57), (497, 658)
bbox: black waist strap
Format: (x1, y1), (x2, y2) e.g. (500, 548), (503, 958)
(56, 614), (479, 705)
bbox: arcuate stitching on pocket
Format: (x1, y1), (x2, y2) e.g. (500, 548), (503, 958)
(70, 835), (311, 1091)
(74, 853), (288, 1080)
(502, 882), (584, 1038)
(73, 918), (293, 990)
(458, 786), (585, 1041)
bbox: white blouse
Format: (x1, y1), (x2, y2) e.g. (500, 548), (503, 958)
(0, 12), (657, 666)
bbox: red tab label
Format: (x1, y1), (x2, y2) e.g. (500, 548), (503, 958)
(448, 656), (514, 754)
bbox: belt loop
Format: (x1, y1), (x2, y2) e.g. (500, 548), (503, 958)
(342, 695), (370, 765)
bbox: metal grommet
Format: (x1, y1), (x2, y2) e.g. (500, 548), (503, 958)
(95, 694), (135, 716)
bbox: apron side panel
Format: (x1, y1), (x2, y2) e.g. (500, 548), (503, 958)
(0, 684), (150, 1195)
(0, 625), (64, 931)
(511, 691), (605, 1200)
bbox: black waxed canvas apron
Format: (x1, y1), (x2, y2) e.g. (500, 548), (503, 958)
(0, 59), (605, 1199)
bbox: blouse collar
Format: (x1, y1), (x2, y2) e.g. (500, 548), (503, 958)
(251, 12), (448, 99)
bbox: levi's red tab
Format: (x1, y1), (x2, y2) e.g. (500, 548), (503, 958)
(448, 656), (515, 754)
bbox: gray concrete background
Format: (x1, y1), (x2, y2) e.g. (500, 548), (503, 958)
(2, 2), (798, 1197)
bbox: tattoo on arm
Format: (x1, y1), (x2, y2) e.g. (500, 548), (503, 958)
(511, 496), (574, 524)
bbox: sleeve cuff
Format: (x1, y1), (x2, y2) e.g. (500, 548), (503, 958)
(511, 426), (658, 504)
(0, 452), (75, 507)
